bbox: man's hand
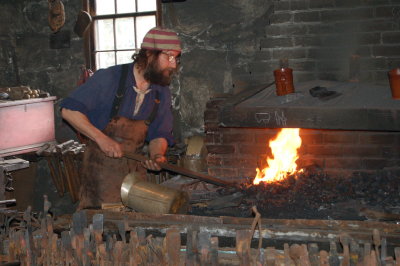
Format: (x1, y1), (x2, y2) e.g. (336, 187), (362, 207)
(96, 135), (123, 158)
(61, 108), (123, 158)
(143, 154), (166, 171)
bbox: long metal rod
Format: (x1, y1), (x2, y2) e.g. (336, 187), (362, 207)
(124, 152), (239, 188)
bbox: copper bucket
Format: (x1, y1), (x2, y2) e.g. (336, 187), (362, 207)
(274, 68), (295, 96)
(121, 171), (189, 214)
(388, 68), (400, 99)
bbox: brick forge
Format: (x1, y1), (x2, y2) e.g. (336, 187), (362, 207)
(204, 95), (400, 184)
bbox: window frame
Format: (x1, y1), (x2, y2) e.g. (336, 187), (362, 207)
(83, 0), (162, 71)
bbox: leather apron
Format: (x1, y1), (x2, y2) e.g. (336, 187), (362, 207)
(78, 64), (160, 209)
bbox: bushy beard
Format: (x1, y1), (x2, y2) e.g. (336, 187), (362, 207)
(143, 60), (175, 86)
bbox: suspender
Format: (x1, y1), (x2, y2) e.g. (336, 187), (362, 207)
(145, 91), (160, 125)
(109, 63), (161, 124)
(109, 63), (130, 120)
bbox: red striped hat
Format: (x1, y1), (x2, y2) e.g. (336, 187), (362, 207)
(141, 27), (181, 52)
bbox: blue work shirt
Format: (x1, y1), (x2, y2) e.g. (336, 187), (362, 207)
(60, 63), (174, 145)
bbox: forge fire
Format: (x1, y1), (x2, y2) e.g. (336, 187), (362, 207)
(253, 128), (303, 185)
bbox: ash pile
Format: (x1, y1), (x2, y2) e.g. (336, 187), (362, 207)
(189, 169), (400, 222)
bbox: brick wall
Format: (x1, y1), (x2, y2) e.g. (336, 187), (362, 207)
(260, 0), (400, 84)
(205, 97), (400, 182)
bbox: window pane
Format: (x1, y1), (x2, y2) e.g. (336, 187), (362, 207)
(117, 51), (135, 65)
(115, 18), (135, 50)
(117, 0), (136, 13)
(96, 19), (114, 51)
(95, 0), (115, 15)
(138, 0), (156, 12)
(97, 52), (115, 69)
(136, 15), (156, 48)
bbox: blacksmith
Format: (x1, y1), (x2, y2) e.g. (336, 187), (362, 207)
(60, 27), (181, 209)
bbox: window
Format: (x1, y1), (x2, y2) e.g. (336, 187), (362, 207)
(87, 0), (160, 70)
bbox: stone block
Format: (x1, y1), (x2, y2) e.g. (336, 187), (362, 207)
(362, 0), (393, 5)
(267, 24), (308, 36)
(222, 133), (255, 144)
(307, 24), (336, 35)
(290, 60), (317, 71)
(359, 57), (388, 71)
(265, 24), (282, 36)
(305, 145), (344, 156)
(341, 146), (383, 157)
(206, 144), (236, 154)
(206, 155), (222, 166)
(299, 129), (324, 143)
(309, 0), (335, 9)
(253, 50), (272, 61)
(297, 156), (325, 168)
(208, 167), (238, 179)
(270, 12), (292, 24)
(382, 147), (400, 158)
(272, 48), (307, 59)
(323, 132), (359, 144)
(355, 46), (372, 57)
(382, 32), (400, 44)
(254, 130), (281, 143)
(375, 6), (399, 17)
(290, 0), (309, 10)
(362, 20), (398, 32)
(260, 37), (293, 49)
(204, 122), (221, 132)
(204, 109), (219, 122)
(314, 60), (343, 73)
(273, 1), (290, 11)
(320, 9), (350, 22)
(359, 133), (396, 145)
(239, 144), (271, 156)
(205, 132), (222, 144)
(293, 11), (321, 23)
(334, 0), (365, 7)
(325, 158), (364, 169)
(356, 32), (381, 45)
(222, 157), (258, 168)
(372, 45), (400, 56)
(363, 158), (390, 170)
(293, 36), (322, 47)
(308, 48), (348, 60)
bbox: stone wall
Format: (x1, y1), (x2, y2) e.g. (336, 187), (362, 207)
(204, 97), (400, 182)
(0, 0), (84, 142)
(164, 0), (400, 139)
(263, 0), (400, 84)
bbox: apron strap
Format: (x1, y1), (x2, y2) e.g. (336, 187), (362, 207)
(109, 63), (130, 120)
(145, 90), (160, 126)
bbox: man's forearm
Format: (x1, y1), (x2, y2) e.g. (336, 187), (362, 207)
(61, 108), (105, 142)
(61, 108), (124, 157)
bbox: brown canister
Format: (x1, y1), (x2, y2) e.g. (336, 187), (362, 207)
(274, 67), (295, 96)
(388, 68), (400, 99)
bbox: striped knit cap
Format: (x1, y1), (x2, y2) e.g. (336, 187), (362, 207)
(141, 27), (181, 52)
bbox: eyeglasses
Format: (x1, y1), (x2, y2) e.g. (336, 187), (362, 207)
(161, 51), (180, 64)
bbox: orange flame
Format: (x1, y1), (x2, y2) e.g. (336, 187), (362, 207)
(253, 128), (303, 185)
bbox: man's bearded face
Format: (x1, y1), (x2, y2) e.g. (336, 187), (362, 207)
(143, 55), (176, 86)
